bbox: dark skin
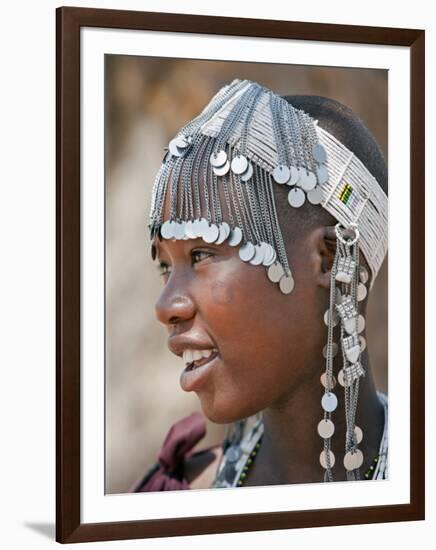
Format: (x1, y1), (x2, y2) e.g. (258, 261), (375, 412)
(151, 173), (385, 486)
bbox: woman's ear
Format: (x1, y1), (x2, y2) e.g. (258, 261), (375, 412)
(317, 226), (337, 289)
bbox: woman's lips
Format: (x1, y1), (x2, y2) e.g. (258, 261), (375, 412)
(180, 350), (219, 391)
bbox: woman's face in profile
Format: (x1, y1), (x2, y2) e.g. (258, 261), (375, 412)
(152, 219), (327, 424)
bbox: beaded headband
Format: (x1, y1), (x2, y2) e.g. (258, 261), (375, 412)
(148, 78), (388, 293)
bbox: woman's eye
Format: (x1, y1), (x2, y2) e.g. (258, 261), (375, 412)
(191, 250), (213, 264)
(157, 262), (170, 277)
(156, 250), (213, 277)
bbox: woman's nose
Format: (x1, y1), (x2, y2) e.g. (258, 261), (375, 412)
(154, 277), (196, 327)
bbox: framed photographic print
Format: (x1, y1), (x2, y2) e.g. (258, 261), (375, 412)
(56, 6), (425, 543)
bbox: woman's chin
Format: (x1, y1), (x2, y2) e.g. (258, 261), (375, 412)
(198, 397), (259, 424)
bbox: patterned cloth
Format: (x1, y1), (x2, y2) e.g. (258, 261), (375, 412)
(130, 392), (388, 492)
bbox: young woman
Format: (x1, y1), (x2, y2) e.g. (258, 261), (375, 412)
(129, 79), (388, 492)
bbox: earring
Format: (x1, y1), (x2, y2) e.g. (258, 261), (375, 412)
(319, 223), (368, 481)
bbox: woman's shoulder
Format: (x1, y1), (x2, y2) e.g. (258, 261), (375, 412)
(129, 411), (222, 492)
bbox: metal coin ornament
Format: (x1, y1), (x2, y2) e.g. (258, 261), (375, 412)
(299, 170), (317, 191)
(288, 187), (306, 208)
(321, 392), (338, 413)
(249, 243), (266, 266)
(320, 449), (335, 469)
(344, 449), (364, 471)
(228, 226), (243, 247)
(320, 372), (336, 389)
(272, 164), (291, 184)
(267, 261), (285, 283)
(318, 419), (335, 439)
(262, 244), (277, 267)
(194, 218), (209, 238)
(185, 220), (197, 239)
(210, 150), (227, 167)
(160, 220), (176, 239)
(313, 143), (327, 163)
(202, 223), (220, 243)
(279, 273), (295, 294)
(240, 162), (254, 182)
(231, 154), (249, 175)
(317, 165), (329, 185)
(239, 241), (256, 262)
(307, 186), (323, 205)
(215, 222), (231, 244)
(174, 221), (186, 240)
(286, 166), (300, 186)
(213, 160), (230, 176)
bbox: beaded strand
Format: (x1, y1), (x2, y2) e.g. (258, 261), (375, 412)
(236, 436), (263, 486)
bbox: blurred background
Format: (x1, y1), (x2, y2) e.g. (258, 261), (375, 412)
(105, 56), (388, 494)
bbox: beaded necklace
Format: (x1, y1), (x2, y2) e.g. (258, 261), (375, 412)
(236, 435), (381, 486)
(236, 436), (263, 487)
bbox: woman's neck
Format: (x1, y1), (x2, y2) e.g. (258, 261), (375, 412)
(243, 345), (385, 486)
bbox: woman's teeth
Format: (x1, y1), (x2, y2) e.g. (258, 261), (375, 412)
(182, 348), (218, 370)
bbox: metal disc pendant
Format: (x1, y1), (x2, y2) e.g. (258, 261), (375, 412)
(287, 166), (299, 186)
(359, 335), (367, 352)
(174, 221), (186, 240)
(272, 164), (291, 184)
(279, 273), (294, 295)
(320, 372), (336, 389)
(354, 426), (363, 444)
(240, 161), (254, 182)
(160, 220), (175, 239)
(307, 186), (323, 205)
(338, 369), (345, 387)
(344, 449), (364, 471)
(239, 241), (256, 262)
(317, 165), (329, 185)
(357, 283), (367, 301)
(267, 261), (284, 283)
(262, 244), (276, 266)
(174, 135), (190, 149)
(300, 170), (317, 191)
(288, 187), (306, 208)
(313, 143), (327, 163)
(210, 150), (227, 167)
(317, 419), (335, 439)
(321, 392), (338, 412)
(295, 166), (305, 184)
(194, 217), (209, 238)
(323, 342), (338, 358)
(215, 222), (230, 244)
(359, 266), (369, 284)
(324, 309), (339, 327)
(228, 226), (243, 246)
(185, 220), (197, 239)
(213, 160), (230, 176)
(357, 314), (366, 333)
(320, 449), (335, 469)
(168, 139), (184, 157)
(231, 155), (248, 175)
(249, 243), (266, 266)
(344, 317), (357, 335)
(202, 223), (220, 243)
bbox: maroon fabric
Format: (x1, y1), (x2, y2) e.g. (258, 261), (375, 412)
(129, 411), (210, 492)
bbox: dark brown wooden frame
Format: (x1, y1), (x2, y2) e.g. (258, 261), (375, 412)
(56, 6), (425, 544)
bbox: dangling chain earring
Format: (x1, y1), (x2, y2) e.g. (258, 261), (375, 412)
(319, 222), (368, 481)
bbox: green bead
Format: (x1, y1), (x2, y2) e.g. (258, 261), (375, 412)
(241, 472), (246, 479)
(247, 458), (252, 465)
